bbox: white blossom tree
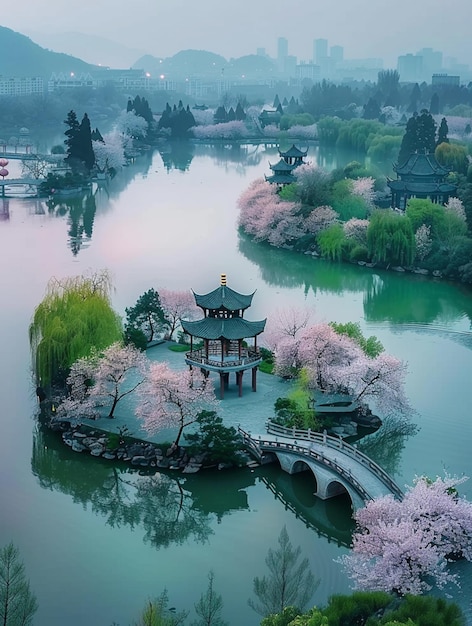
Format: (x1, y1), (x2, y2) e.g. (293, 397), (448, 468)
(340, 475), (472, 595)
(115, 110), (148, 140)
(136, 362), (218, 446)
(57, 343), (147, 420)
(158, 288), (199, 341)
(93, 131), (126, 174)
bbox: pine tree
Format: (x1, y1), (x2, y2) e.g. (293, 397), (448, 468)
(430, 92), (440, 115)
(416, 109), (437, 153)
(398, 113), (418, 164)
(437, 117), (449, 146)
(64, 109), (81, 166)
(78, 113), (95, 171)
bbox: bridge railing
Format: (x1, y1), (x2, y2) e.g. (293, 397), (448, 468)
(264, 420), (403, 500)
(239, 427), (373, 501)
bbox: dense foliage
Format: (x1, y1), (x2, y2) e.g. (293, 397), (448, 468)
(29, 270), (122, 387)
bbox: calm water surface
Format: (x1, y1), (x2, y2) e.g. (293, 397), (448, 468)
(0, 143), (471, 625)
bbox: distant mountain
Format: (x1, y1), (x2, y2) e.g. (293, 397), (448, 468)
(133, 49), (228, 79)
(24, 30), (146, 69)
(0, 26), (97, 79)
(132, 49), (277, 81)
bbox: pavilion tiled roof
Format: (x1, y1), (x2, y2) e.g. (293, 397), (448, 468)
(265, 173), (296, 184)
(394, 153), (450, 177)
(181, 317), (266, 340)
(279, 144), (308, 158)
(269, 158), (297, 172)
(193, 285), (254, 311)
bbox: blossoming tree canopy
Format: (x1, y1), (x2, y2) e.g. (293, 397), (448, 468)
(340, 475), (472, 595)
(136, 362), (218, 446)
(57, 342), (148, 419)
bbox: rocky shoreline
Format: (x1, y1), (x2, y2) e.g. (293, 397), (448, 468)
(47, 417), (251, 474)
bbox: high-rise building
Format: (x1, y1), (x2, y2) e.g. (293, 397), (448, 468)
(277, 37), (288, 61)
(314, 38), (328, 64)
(397, 54), (423, 83)
(330, 45), (344, 63)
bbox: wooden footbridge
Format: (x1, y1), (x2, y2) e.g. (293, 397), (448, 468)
(239, 421), (403, 511)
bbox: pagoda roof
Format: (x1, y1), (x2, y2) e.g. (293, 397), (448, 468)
(181, 317), (266, 340)
(265, 173), (296, 184)
(193, 285), (255, 311)
(278, 144), (308, 158)
(394, 152), (450, 177)
(269, 158), (296, 172)
(387, 180), (457, 194)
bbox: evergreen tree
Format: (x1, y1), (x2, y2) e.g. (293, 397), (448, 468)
(398, 112), (418, 164)
(407, 83), (421, 113)
(214, 106), (227, 124)
(235, 102), (246, 121)
(363, 97), (380, 120)
(430, 92), (440, 115)
(0, 543), (38, 626)
(273, 94), (281, 108)
(437, 117), (449, 146)
(227, 107), (236, 121)
(416, 109), (437, 153)
(78, 113), (95, 171)
(63, 109), (81, 167)
(91, 127), (104, 143)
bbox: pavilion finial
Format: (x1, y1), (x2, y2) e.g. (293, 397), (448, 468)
(220, 273), (227, 286)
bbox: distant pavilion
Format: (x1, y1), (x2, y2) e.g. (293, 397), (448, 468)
(387, 152), (457, 209)
(265, 144), (308, 188)
(181, 275), (266, 399)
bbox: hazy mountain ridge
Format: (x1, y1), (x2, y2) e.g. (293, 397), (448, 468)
(0, 26), (98, 79)
(24, 30), (146, 69)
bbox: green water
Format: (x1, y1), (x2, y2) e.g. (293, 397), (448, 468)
(0, 143), (471, 625)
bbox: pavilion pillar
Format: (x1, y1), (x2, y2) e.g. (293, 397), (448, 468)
(252, 366), (257, 392)
(238, 371), (243, 397)
(219, 373), (225, 400)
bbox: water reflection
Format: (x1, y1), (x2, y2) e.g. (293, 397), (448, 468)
(354, 416), (419, 477)
(238, 232), (374, 294)
(158, 141), (195, 172)
(259, 466), (354, 547)
(31, 426), (255, 549)
(45, 193), (97, 255)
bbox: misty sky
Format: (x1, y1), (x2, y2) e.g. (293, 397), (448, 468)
(2, 0), (472, 66)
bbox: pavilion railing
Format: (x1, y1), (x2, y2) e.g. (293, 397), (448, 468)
(185, 348), (261, 368)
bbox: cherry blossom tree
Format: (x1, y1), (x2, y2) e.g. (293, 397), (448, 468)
(238, 179), (303, 247)
(266, 310), (410, 415)
(305, 205), (339, 235)
(351, 177), (375, 207)
(93, 131), (125, 174)
(57, 343), (147, 419)
(192, 120), (248, 140)
(343, 218), (370, 245)
(136, 362), (218, 446)
(115, 111), (148, 140)
(158, 288), (199, 341)
(444, 197), (467, 223)
(414, 224), (433, 261)
(340, 475), (472, 595)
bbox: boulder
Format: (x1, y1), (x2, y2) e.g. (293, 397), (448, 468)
(182, 463), (201, 474)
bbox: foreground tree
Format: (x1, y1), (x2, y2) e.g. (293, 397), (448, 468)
(125, 289), (167, 343)
(57, 343), (147, 419)
(29, 270), (122, 387)
(0, 543), (38, 626)
(193, 571), (228, 626)
(159, 288), (199, 341)
(136, 363), (218, 446)
(134, 589), (188, 625)
(248, 526), (319, 617)
(339, 475), (472, 595)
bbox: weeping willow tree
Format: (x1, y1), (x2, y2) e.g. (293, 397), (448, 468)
(367, 210), (415, 266)
(29, 270), (122, 387)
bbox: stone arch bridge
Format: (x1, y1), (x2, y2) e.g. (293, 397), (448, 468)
(239, 421), (403, 512)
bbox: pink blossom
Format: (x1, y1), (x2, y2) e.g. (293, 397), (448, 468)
(351, 177), (375, 206)
(136, 362), (218, 446)
(305, 206), (339, 235)
(340, 475), (472, 595)
(343, 218), (370, 245)
(159, 288), (199, 341)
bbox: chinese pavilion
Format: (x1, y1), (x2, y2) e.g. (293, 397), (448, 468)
(265, 144), (308, 188)
(387, 152), (457, 209)
(181, 275), (266, 399)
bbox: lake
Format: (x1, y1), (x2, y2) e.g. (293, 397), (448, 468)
(0, 142), (471, 625)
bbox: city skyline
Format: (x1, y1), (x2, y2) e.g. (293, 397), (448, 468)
(1, 0), (471, 69)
